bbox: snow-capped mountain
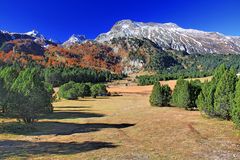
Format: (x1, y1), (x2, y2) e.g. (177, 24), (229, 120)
(63, 34), (86, 47)
(96, 20), (240, 54)
(0, 29), (56, 48)
(25, 30), (45, 39)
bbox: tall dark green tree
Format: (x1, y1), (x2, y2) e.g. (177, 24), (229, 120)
(149, 82), (163, 106)
(189, 80), (202, 109)
(171, 78), (190, 109)
(214, 68), (237, 119)
(211, 64), (227, 84)
(149, 82), (171, 107)
(197, 64), (227, 117)
(161, 85), (172, 106)
(197, 81), (215, 116)
(232, 77), (240, 127)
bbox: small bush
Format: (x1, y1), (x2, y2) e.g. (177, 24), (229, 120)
(58, 82), (93, 100)
(90, 84), (108, 98)
(58, 81), (77, 99)
(75, 83), (91, 97)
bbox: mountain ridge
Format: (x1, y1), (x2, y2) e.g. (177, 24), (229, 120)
(96, 20), (240, 54)
(2, 19), (240, 55)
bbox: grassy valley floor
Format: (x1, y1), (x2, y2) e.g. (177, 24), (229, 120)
(0, 87), (240, 159)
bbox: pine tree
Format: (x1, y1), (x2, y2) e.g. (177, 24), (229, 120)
(189, 80), (202, 109)
(197, 64), (227, 117)
(214, 68), (236, 120)
(232, 78), (240, 127)
(228, 67), (237, 92)
(228, 67), (237, 111)
(171, 78), (190, 109)
(211, 64), (227, 84)
(162, 85), (171, 106)
(197, 81), (215, 116)
(149, 82), (163, 106)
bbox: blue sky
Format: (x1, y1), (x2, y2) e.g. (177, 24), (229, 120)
(0, 0), (240, 42)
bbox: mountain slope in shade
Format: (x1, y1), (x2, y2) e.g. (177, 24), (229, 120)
(96, 20), (240, 54)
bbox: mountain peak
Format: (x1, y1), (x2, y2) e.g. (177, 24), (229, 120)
(69, 34), (86, 42)
(161, 22), (180, 28)
(62, 34), (86, 47)
(115, 19), (134, 25)
(25, 30), (45, 39)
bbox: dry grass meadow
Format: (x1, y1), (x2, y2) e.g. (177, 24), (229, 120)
(1, 76), (240, 159)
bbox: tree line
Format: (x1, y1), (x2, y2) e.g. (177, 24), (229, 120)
(137, 70), (211, 86)
(44, 67), (125, 87)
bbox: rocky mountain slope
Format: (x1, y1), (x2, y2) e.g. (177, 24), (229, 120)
(96, 20), (240, 54)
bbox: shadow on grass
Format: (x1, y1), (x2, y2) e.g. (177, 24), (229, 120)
(54, 106), (91, 109)
(39, 111), (105, 120)
(53, 109), (92, 112)
(76, 99), (96, 101)
(0, 140), (117, 159)
(0, 122), (135, 136)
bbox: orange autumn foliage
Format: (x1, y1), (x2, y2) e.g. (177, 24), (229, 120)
(0, 41), (123, 73)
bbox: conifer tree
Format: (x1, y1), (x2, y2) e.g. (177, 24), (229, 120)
(197, 81), (215, 116)
(149, 82), (163, 106)
(232, 77), (240, 127)
(228, 67), (237, 110)
(162, 85), (172, 106)
(197, 64), (227, 117)
(211, 63), (227, 85)
(171, 78), (190, 109)
(214, 68), (237, 119)
(189, 80), (202, 109)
